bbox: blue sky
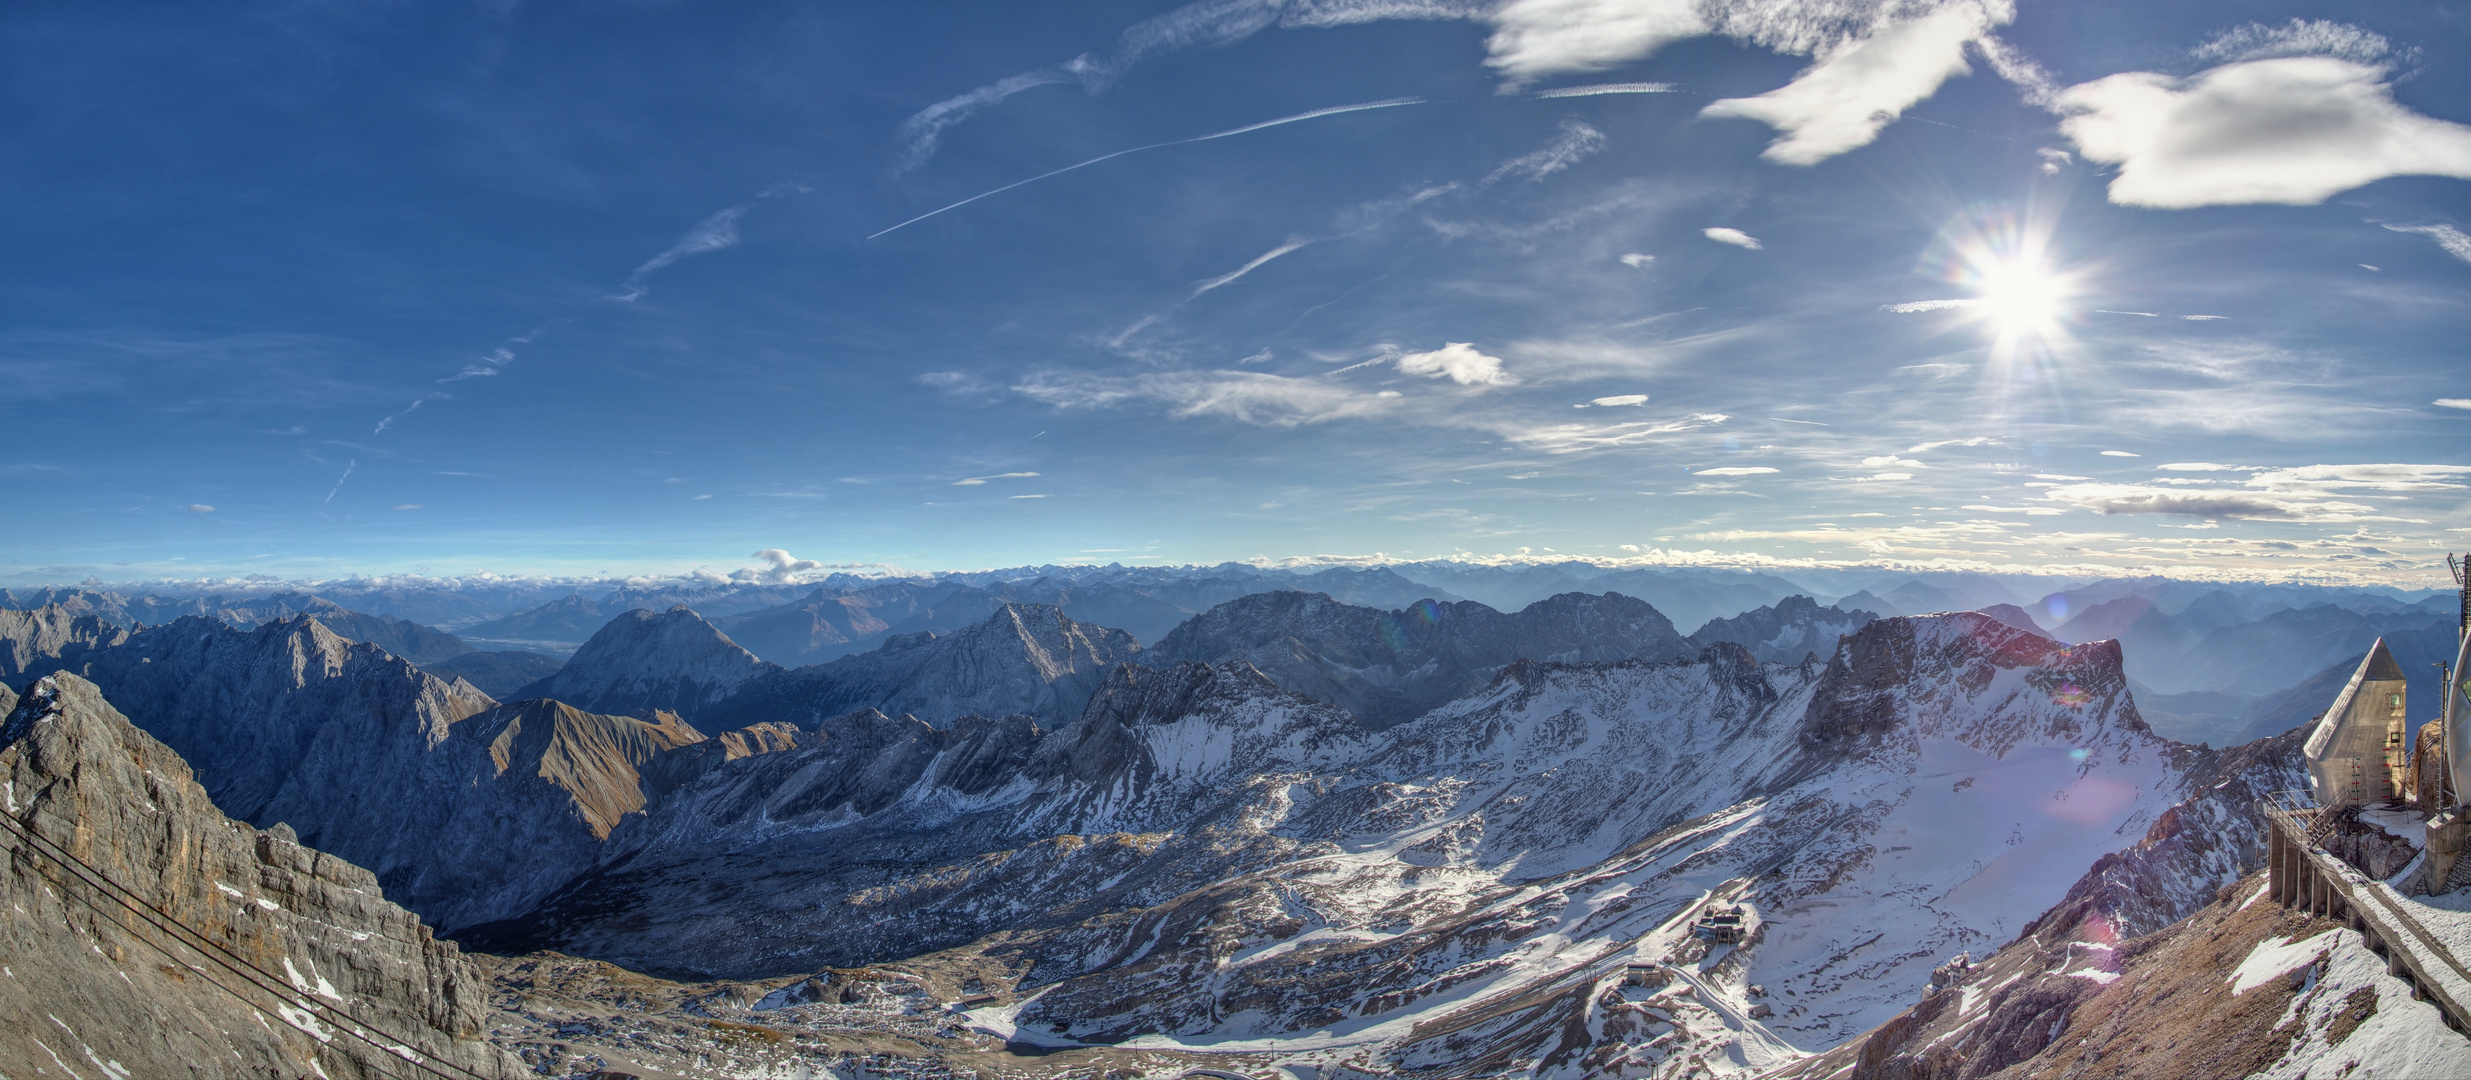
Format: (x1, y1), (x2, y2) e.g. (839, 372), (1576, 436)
(3, 0), (2467, 586)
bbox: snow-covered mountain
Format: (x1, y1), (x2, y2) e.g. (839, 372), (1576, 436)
(1144, 590), (1691, 729)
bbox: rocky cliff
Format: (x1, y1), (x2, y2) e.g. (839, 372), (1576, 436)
(0, 675), (521, 1079)
(1145, 589), (1691, 729)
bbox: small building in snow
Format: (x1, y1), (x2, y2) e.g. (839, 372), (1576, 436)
(2304, 638), (2408, 808)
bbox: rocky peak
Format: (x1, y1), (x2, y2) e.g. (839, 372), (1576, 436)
(523, 604), (779, 720)
(0, 675), (519, 1079)
(0, 603), (129, 688)
(1798, 612), (2150, 758)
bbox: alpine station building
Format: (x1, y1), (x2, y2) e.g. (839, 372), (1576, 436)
(2304, 638), (2411, 809)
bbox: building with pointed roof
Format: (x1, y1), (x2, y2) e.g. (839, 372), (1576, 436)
(2304, 637), (2408, 808)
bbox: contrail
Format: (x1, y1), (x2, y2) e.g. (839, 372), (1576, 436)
(324, 460), (356, 504)
(868, 97), (1425, 240)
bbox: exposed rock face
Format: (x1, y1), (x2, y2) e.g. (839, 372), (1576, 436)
(0, 675), (520, 1080)
(704, 602), (1141, 730)
(0, 604), (129, 688)
(520, 605), (780, 720)
(1688, 594), (1877, 663)
(1145, 590), (1691, 729)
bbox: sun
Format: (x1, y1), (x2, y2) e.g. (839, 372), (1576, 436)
(1973, 256), (2073, 340)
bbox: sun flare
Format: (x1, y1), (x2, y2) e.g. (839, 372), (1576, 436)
(1974, 257), (2072, 339)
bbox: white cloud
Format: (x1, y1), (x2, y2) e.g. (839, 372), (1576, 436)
(1863, 455), (1924, 468)
(2437, 399), (2471, 411)
(1484, 119), (1607, 183)
(2154, 462), (2253, 472)
(953, 472), (1042, 486)
(1579, 394), (1649, 407)
(1191, 238), (1310, 298)
(187, 504), (214, 513)
(1696, 465), (1779, 476)
(1396, 342), (1516, 385)
(2055, 57), (2471, 208)
(2100, 450), (2141, 457)
(1484, 0), (1709, 87)
(1701, 1), (1995, 165)
(1703, 227), (1763, 249)
(743, 548), (823, 584)
(1619, 252), (1655, 268)
(2036, 146), (2072, 174)
(393, 504), (421, 511)
(2386, 224), (2471, 265)
(2191, 19), (2391, 66)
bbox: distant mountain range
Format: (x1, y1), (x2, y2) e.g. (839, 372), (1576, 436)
(8, 563), (2456, 766)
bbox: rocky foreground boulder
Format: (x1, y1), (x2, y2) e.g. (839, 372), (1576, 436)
(0, 674), (521, 1079)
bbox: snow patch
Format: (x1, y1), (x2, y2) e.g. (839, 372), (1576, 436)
(2228, 931), (2338, 995)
